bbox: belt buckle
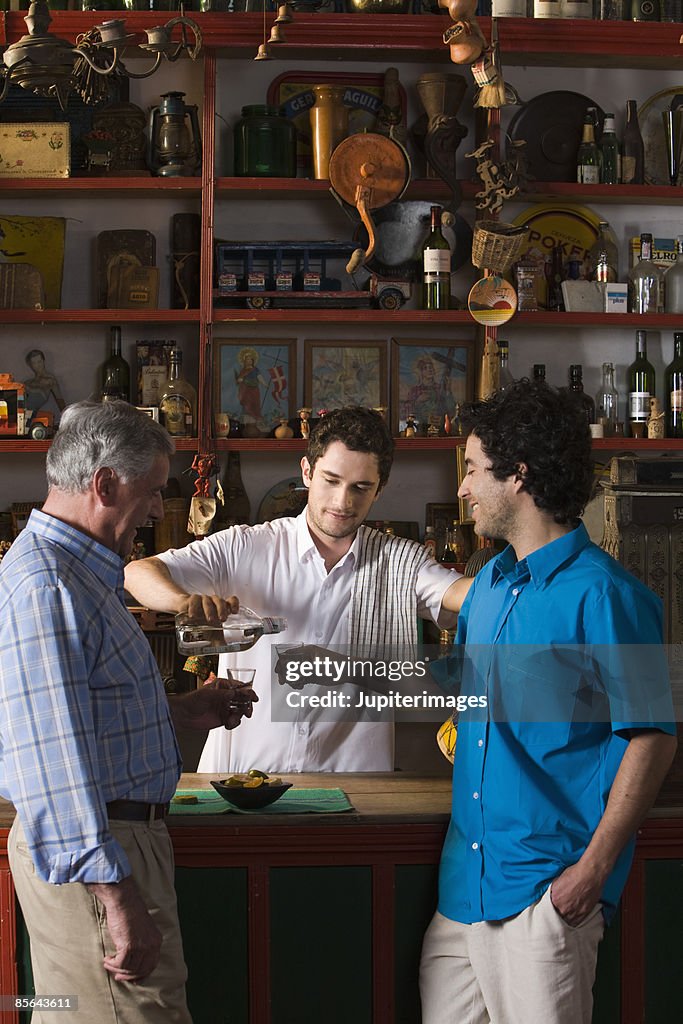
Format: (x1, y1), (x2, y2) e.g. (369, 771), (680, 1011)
(148, 804), (157, 825)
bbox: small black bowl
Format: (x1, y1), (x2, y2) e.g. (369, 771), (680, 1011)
(211, 778), (292, 810)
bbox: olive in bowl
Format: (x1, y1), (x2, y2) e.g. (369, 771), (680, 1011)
(211, 772), (292, 809)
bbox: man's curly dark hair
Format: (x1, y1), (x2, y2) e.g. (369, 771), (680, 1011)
(459, 379), (595, 525)
(307, 407), (394, 490)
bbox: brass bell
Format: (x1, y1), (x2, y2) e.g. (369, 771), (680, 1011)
(275, 3), (293, 23)
(254, 42), (273, 61)
(268, 23), (286, 44)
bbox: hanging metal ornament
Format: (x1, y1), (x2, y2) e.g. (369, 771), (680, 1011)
(268, 23), (287, 44)
(254, 42), (273, 61)
(275, 3), (294, 23)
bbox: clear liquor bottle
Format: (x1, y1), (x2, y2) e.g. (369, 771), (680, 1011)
(158, 347), (197, 437)
(627, 329), (656, 437)
(595, 361), (619, 437)
(588, 221), (619, 283)
(101, 326), (130, 403)
(568, 364), (596, 424)
(576, 116), (600, 185)
(175, 606), (288, 656)
(665, 331), (683, 438)
(421, 205), (451, 311)
(622, 100), (645, 185)
(599, 114), (620, 184)
(664, 236), (683, 313)
(628, 233), (664, 313)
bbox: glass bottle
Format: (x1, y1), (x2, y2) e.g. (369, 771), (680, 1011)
(158, 347), (197, 437)
(628, 233), (664, 313)
(576, 116), (600, 185)
(665, 332), (683, 438)
(175, 606), (288, 656)
(627, 330), (656, 438)
(599, 114), (620, 185)
(214, 451), (251, 528)
(423, 525), (437, 559)
(622, 100), (645, 185)
(588, 221), (619, 284)
(548, 243), (565, 311)
(598, 0), (625, 16)
(439, 520), (467, 565)
(568, 364), (596, 424)
(665, 236), (683, 313)
(498, 340), (514, 390)
(233, 105), (297, 178)
(533, 363), (546, 383)
(101, 326), (130, 403)
(421, 205), (451, 311)
(595, 361), (619, 437)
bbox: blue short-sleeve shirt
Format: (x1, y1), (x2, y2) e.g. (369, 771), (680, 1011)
(436, 523), (676, 924)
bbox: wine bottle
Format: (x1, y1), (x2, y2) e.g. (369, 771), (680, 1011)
(665, 236), (683, 313)
(421, 205), (451, 311)
(576, 116), (600, 185)
(158, 347), (197, 437)
(567, 364), (596, 424)
(533, 363), (546, 383)
(622, 100), (645, 185)
(588, 221), (619, 283)
(548, 244), (565, 311)
(628, 233), (664, 313)
(214, 450), (251, 527)
(595, 361), (619, 437)
(599, 114), (620, 184)
(665, 332), (683, 438)
(101, 326), (131, 403)
(175, 606), (288, 656)
(498, 340), (514, 390)
(627, 330), (656, 438)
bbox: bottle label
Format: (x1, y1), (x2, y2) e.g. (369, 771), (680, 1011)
(629, 392), (651, 420)
(423, 250), (451, 275)
(161, 395), (192, 435)
(672, 389), (683, 413)
(578, 165), (599, 184)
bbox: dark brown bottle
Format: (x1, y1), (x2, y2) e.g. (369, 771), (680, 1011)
(568, 364), (596, 424)
(214, 451), (250, 528)
(622, 100), (644, 185)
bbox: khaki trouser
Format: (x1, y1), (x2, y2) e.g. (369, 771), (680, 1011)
(420, 886), (605, 1024)
(9, 818), (192, 1024)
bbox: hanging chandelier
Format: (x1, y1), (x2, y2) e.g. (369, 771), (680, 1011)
(0, 1), (203, 110)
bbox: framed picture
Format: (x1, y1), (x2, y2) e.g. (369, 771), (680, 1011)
(390, 338), (475, 436)
(213, 339), (296, 437)
(303, 340), (387, 412)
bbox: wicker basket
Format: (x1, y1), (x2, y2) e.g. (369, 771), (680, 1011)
(471, 221), (529, 273)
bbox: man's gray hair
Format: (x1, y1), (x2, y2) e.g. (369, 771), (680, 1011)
(46, 401), (175, 494)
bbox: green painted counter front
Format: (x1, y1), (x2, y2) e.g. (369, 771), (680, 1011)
(1, 774), (682, 1024)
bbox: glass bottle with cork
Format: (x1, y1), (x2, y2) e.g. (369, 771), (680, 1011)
(101, 325), (130, 403)
(576, 115), (600, 184)
(599, 113), (620, 184)
(627, 329), (656, 437)
(158, 347), (197, 437)
(665, 331), (683, 437)
(421, 204), (451, 310)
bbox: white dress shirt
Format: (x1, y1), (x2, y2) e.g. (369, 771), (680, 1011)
(157, 513), (456, 773)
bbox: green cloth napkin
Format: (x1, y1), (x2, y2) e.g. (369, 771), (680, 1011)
(169, 787), (354, 816)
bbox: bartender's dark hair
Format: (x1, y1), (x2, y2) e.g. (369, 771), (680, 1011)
(307, 407), (394, 490)
(47, 400), (174, 495)
(459, 379), (595, 525)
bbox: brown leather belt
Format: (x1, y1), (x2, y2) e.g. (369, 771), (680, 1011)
(106, 800), (170, 824)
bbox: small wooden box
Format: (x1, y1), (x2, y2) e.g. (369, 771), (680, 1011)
(0, 123), (70, 178)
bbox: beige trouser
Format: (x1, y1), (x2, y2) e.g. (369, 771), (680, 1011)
(8, 818), (192, 1024)
(419, 886), (605, 1024)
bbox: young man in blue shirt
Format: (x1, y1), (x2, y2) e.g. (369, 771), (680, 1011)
(420, 379), (677, 1024)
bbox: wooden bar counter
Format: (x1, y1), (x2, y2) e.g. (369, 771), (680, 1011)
(1, 774), (681, 1024)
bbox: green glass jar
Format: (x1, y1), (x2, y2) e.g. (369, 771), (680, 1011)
(233, 105), (297, 178)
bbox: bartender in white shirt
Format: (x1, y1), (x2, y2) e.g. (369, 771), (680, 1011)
(125, 408), (472, 773)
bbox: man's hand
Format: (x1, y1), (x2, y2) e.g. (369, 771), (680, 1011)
(549, 862), (603, 927)
(87, 876), (162, 983)
(169, 679), (258, 731)
(180, 593), (239, 624)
